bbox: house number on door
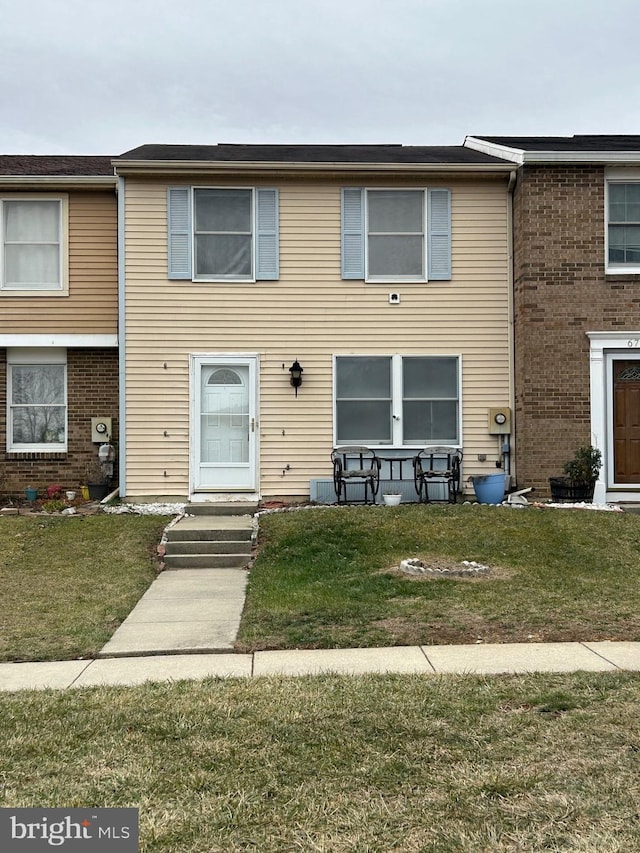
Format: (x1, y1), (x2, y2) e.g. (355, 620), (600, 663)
(627, 339), (640, 348)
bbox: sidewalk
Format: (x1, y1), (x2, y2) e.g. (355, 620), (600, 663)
(1, 641), (640, 692)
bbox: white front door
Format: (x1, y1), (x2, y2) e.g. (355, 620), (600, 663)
(192, 355), (257, 492)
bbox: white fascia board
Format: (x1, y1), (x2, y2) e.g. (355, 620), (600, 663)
(522, 151), (640, 164)
(465, 137), (640, 165)
(0, 176), (116, 188)
(464, 137), (525, 164)
(0, 334), (118, 347)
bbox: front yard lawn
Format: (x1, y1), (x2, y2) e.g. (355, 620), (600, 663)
(237, 504), (640, 651)
(0, 514), (169, 662)
(2, 671), (640, 851)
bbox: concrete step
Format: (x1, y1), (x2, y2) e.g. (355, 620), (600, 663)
(185, 502), (258, 516)
(165, 540), (251, 556)
(167, 526), (252, 543)
(164, 553), (250, 569)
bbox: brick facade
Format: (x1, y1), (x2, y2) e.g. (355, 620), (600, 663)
(1, 348), (119, 497)
(512, 165), (640, 493)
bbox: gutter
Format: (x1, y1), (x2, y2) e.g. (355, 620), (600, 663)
(117, 175), (127, 497)
(0, 176), (117, 189)
(111, 159), (516, 178)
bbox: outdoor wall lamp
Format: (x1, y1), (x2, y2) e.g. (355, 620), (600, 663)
(289, 359), (304, 396)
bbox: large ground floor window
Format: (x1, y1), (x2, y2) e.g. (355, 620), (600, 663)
(334, 354), (459, 446)
(7, 348), (67, 451)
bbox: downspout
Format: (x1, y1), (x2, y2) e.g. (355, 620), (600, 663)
(117, 175), (127, 496)
(505, 169), (517, 483)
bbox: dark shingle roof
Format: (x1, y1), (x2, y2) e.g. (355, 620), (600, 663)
(115, 143), (509, 165)
(471, 135), (640, 152)
(0, 155), (114, 176)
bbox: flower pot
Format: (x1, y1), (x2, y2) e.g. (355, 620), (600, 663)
(472, 473), (507, 505)
(65, 490), (76, 501)
(383, 493), (402, 506)
(87, 483), (110, 501)
(549, 477), (595, 502)
(24, 487), (38, 502)
(80, 486), (89, 501)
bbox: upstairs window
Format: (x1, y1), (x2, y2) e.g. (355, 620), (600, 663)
(194, 189), (253, 280)
(1, 198), (65, 292)
(167, 186), (279, 281)
(367, 190), (424, 279)
(341, 187), (451, 282)
(607, 182), (640, 270)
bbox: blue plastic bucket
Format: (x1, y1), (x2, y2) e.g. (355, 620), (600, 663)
(472, 473), (506, 505)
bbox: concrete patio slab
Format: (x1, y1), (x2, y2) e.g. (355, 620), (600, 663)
(0, 660), (91, 692)
(582, 641), (640, 670)
(253, 646), (434, 676)
(75, 654), (253, 687)
(422, 642), (618, 674)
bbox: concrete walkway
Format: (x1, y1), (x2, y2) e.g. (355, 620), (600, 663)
(2, 641), (640, 692)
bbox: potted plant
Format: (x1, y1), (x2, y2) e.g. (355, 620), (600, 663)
(85, 460), (111, 501)
(382, 492), (402, 506)
(549, 445), (602, 502)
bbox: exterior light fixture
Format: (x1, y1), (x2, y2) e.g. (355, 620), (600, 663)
(289, 359), (303, 396)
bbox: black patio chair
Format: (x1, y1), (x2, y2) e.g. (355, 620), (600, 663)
(331, 445), (381, 504)
(413, 446), (463, 504)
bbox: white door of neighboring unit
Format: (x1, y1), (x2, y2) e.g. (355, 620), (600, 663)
(193, 356), (257, 491)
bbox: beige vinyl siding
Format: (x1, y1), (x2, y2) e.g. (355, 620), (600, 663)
(123, 176), (511, 498)
(0, 191), (117, 334)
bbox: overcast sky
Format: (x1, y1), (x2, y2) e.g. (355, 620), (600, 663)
(2, 0), (639, 155)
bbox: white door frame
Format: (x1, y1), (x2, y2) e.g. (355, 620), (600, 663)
(588, 331), (640, 502)
(189, 352), (259, 499)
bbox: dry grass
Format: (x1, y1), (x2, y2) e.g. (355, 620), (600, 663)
(0, 514), (168, 661)
(2, 671), (640, 851)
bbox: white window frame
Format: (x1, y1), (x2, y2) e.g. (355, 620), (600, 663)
(193, 186), (255, 282)
(605, 171), (640, 275)
(7, 347), (68, 452)
(333, 354), (461, 448)
(0, 195), (68, 295)
(365, 188), (426, 283)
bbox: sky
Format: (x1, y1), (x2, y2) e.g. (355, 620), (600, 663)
(1, 0), (639, 155)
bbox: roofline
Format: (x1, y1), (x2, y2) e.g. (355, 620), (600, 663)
(465, 136), (640, 165)
(112, 158), (515, 177)
(0, 175), (117, 189)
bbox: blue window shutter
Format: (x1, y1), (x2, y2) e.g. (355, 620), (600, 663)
(428, 189), (452, 280)
(256, 188), (279, 280)
(341, 188), (364, 279)
(167, 187), (192, 280)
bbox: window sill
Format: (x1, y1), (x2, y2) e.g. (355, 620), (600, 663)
(193, 277), (256, 284)
(0, 288), (68, 297)
(7, 450), (67, 459)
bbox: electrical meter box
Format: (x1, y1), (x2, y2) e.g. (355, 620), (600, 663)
(488, 407), (512, 435)
(91, 417), (112, 443)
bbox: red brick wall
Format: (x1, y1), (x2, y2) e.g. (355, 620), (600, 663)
(0, 348), (119, 497)
(512, 165), (640, 493)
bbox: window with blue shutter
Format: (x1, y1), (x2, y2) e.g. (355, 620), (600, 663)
(341, 187), (452, 282)
(167, 186), (279, 281)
